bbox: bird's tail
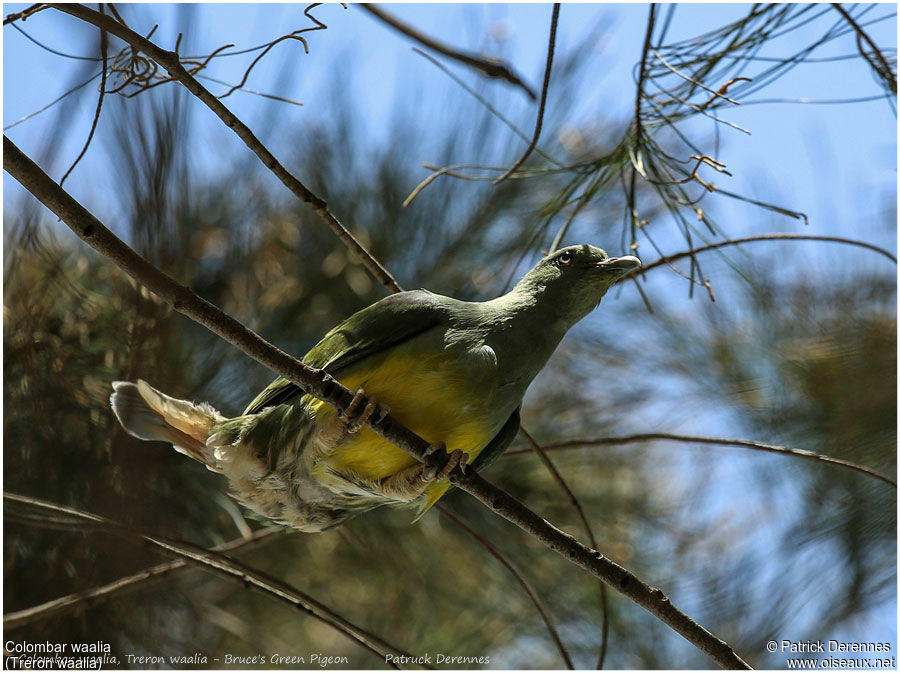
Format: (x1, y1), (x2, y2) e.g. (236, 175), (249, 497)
(110, 380), (224, 469)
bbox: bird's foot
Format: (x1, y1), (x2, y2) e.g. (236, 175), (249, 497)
(339, 388), (390, 434)
(422, 441), (469, 481)
(375, 442), (469, 501)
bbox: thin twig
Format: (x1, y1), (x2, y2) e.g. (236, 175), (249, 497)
(548, 191), (590, 254)
(698, 77), (753, 111)
(437, 504), (575, 670)
(4, 135), (750, 670)
(360, 4), (536, 100)
(51, 3), (402, 294)
(3, 3), (46, 25)
(4, 493), (413, 665)
(8, 20), (99, 60)
(60, 13), (108, 186)
(631, 4), (657, 159)
(218, 32), (309, 99)
(651, 48), (746, 108)
(631, 233), (897, 277)
(214, 2), (339, 101)
(197, 74), (304, 106)
(3, 72), (102, 131)
(494, 4), (560, 185)
(505, 433), (896, 488)
(519, 428), (610, 669)
(708, 187), (808, 223)
(411, 48), (564, 169)
(4, 526), (285, 629)
(831, 4), (896, 93)
(403, 164), (462, 208)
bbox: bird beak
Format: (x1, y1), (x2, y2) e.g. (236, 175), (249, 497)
(596, 256), (641, 276)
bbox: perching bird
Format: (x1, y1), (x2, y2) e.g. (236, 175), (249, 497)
(110, 244), (640, 532)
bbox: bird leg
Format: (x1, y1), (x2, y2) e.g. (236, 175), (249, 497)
(338, 388), (390, 434)
(422, 441), (469, 480)
(375, 442), (469, 501)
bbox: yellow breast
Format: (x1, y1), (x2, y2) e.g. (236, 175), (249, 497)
(310, 349), (498, 509)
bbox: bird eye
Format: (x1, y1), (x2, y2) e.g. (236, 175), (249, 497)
(557, 251), (574, 267)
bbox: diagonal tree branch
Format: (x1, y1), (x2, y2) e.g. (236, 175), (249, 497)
(49, 2), (402, 294)
(359, 4), (536, 100)
(3, 526), (285, 630)
(4, 493), (412, 665)
(5, 135), (750, 670)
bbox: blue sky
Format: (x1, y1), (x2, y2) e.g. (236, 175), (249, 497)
(4, 3), (896, 253)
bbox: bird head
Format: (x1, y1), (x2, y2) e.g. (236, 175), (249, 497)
(513, 244), (641, 327)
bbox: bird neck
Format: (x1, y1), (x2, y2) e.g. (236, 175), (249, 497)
(481, 284), (571, 378)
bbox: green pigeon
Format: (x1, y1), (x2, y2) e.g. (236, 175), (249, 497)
(110, 244), (640, 532)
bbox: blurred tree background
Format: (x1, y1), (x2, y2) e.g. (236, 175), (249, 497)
(3, 3), (896, 669)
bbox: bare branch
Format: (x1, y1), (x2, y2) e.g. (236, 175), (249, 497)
(359, 4), (536, 100)
(437, 504), (574, 670)
(505, 433), (896, 488)
(4, 135), (750, 670)
(4, 527), (285, 630)
(51, 2), (402, 294)
(494, 3), (560, 185)
(4, 493), (413, 664)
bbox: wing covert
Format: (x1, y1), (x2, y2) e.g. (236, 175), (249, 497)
(243, 290), (446, 415)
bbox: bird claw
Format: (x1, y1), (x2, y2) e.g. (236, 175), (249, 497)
(339, 388), (390, 434)
(422, 442), (469, 481)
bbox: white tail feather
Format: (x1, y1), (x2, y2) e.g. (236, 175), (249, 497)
(110, 380), (222, 467)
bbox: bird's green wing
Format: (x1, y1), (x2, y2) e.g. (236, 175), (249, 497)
(243, 290), (446, 415)
(470, 407), (521, 472)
